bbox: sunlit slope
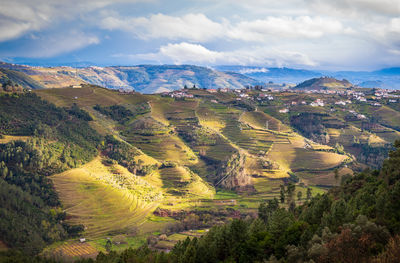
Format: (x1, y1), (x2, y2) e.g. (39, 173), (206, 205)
(35, 85), (150, 108)
(51, 157), (160, 238)
(240, 111), (291, 133)
(159, 165), (214, 198)
(38, 86), (350, 192)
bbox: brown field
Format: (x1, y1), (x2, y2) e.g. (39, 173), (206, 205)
(45, 242), (98, 260)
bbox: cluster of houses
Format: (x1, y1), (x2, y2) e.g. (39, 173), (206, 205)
(158, 86), (399, 114)
(162, 90), (194, 98)
(208, 88), (230, 93)
(335, 100), (352, 106)
(310, 99), (325, 107)
(257, 93), (274, 101)
(348, 109), (367, 120)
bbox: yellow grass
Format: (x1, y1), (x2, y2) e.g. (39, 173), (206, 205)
(267, 135), (347, 175)
(149, 98), (171, 126)
(35, 86), (149, 108)
(197, 105), (226, 131)
(51, 157), (160, 238)
(159, 165), (214, 198)
(240, 111), (291, 133)
(0, 135), (30, 144)
(46, 242), (98, 260)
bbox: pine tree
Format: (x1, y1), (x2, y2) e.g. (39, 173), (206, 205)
(280, 185), (285, 203)
(306, 187), (312, 200)
(297, 191), (302, 201)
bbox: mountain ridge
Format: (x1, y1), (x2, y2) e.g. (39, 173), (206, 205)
(0, 62), (263, 93)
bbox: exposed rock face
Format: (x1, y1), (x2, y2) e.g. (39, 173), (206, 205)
(217, 151), (251, 189)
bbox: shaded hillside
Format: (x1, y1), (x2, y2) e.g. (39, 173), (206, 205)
(0, 92), (102, 254)
(294, 77), (353, 90)
(0, 68), (45, 90)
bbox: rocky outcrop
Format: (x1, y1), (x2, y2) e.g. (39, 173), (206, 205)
(216, 151), (251, 189)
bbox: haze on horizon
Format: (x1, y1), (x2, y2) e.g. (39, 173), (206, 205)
(0, 0), (399, 71)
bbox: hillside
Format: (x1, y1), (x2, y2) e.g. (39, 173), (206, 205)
(293, 77), (353, 90)
(0, 62), (262, 93)
(1, 84), (399, 260)
(0, 68), (45, 90)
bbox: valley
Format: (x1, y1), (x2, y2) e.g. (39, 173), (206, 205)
(0, 76), (399, 261)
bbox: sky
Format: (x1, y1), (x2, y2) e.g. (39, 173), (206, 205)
(0, 0), (399, 70)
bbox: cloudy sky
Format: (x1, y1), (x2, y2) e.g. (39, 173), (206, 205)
(0, 0), (399, 70)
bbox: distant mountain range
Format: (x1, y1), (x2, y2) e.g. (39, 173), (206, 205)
(216, 66), (400, 89)
(1, 61), (399, 92)
(0, 62), (262, 93)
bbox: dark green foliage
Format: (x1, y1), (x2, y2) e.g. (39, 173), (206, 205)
(0, 93), (63, 135)
(0, 92), (101, 255)
(290, 112), (327, 138)
(103, 135), (157, 175)
(179, 127), (217, 146)
(0, 68), (45, 90)
(94, 103), (150, 123)
(0, 250), (58, 263)
(0, 179), (67, 255)
(66, 104), (93, 121)
(94, 104), (134, 123)
(231, 99), (256, 111)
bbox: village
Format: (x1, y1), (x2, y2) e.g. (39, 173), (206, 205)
(157, 83), (399, 119)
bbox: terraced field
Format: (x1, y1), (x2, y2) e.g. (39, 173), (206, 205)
(240, 111), (291, 133)
(51, 158), (160, 238)
(159, 166), (214, 198)
(45, 242), (98, 260)
(33, 86), (364, 259)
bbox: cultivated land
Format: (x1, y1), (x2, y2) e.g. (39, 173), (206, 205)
(27, 84), (399, 258)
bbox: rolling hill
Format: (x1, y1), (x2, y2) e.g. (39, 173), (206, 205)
(0, 68), (45, 90)
(1, 79), (399, 260)
(293, 77), (353, 90)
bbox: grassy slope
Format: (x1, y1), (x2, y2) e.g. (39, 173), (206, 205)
(34, 86), (358, 258)
(0, 68), (46, 89)
(51, 157), (160, 238)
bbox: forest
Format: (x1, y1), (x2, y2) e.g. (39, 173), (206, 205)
(0, 93), (101, 255)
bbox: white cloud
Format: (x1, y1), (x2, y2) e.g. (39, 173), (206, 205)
(0, 18), (35, 42)
(101, 13), (350, 43)
(1, 0), (399, 69)
(308, 0), (400, 17)
(101, 13), (226, 42)
(228, 16), (346, 41)
(362, 17), (400, 47)
(0, 0), (148, 42)
(132, 42), (316, 67)
(23, 31), (100, 57)
(239, 68), (269, 74)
